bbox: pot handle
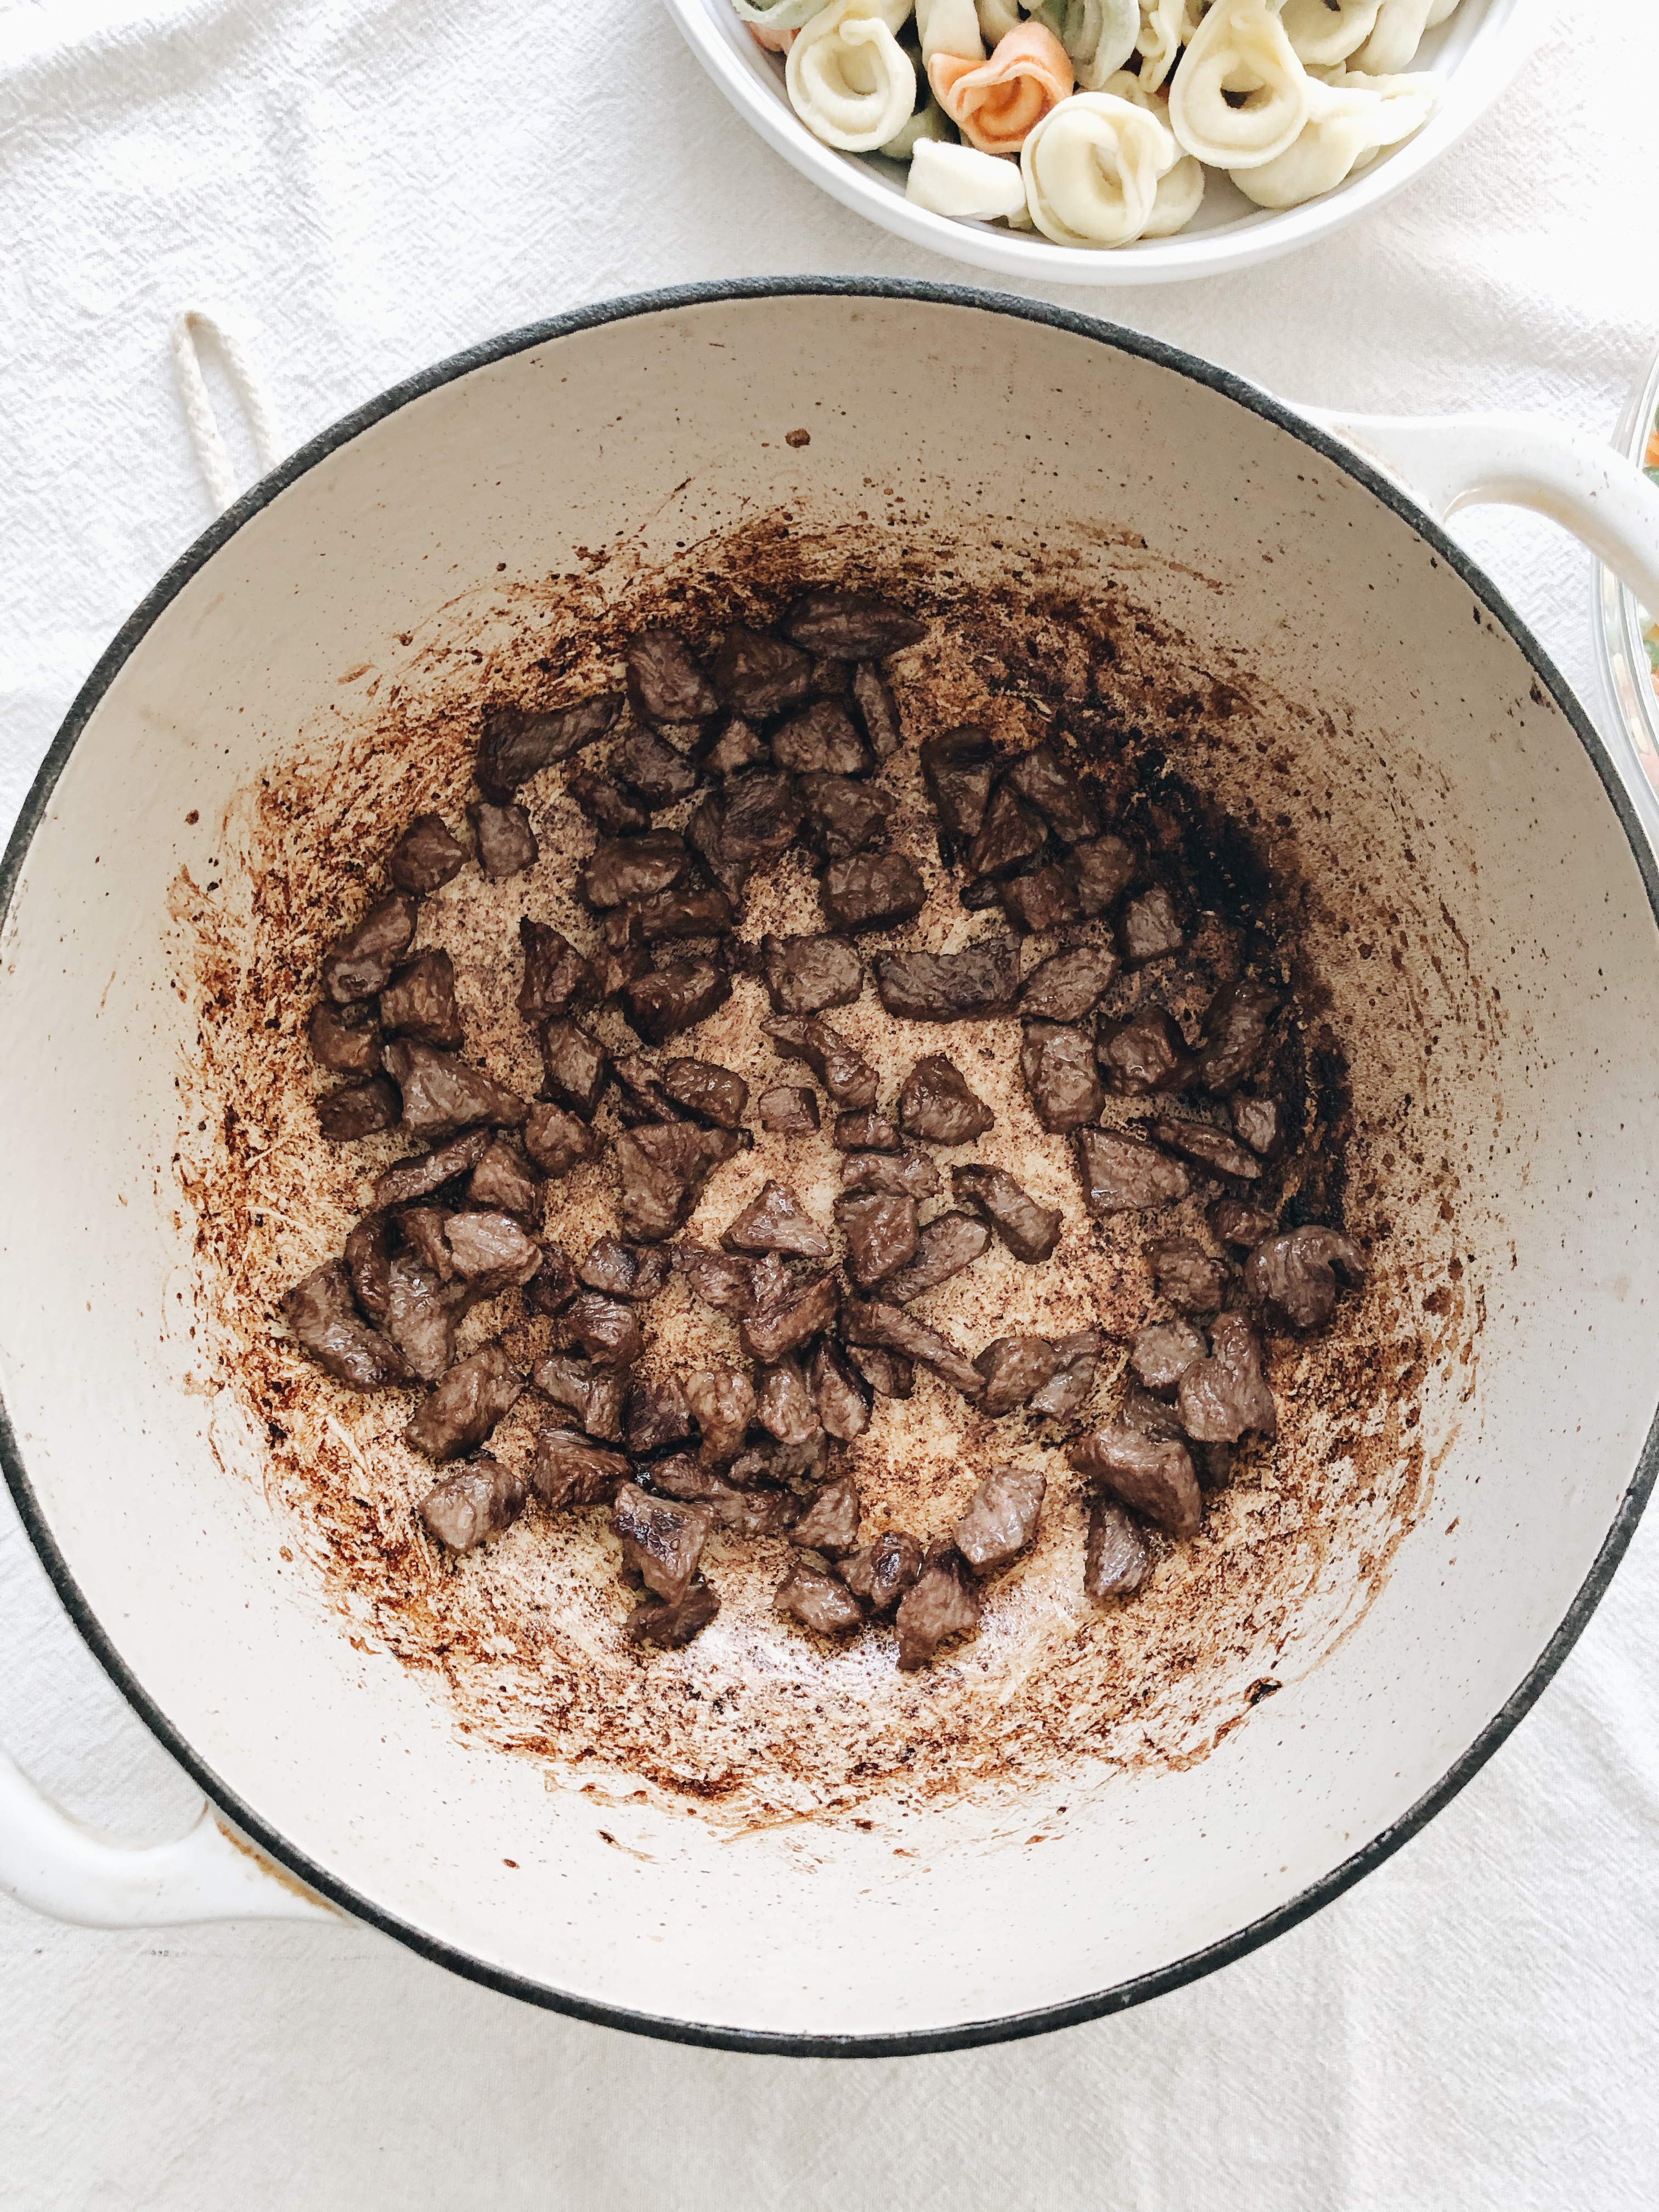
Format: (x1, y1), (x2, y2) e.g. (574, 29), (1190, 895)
(0, 1745), (334, 1927)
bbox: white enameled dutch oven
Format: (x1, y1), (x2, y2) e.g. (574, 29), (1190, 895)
(5, 280), (1659, 2057)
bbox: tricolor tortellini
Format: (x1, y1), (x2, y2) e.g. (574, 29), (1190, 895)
(742, 0), (1462, 245)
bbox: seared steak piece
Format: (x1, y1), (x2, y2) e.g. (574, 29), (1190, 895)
(974, 1335), (1060, 1415)
(476, 693), (620, 800)
(833, 1110), (900, 1152)
(405, 1344), (525, 1461)
(966, 783), (1046, 881)
(839, 1529), (922, 1613)
(626, 630), (717, 726)
(675, 1244), (761, 1318)
(385, 1256), (464, 1381)
(443, 1210), (544, 1295)
(723, 1180), (832, 1260)
(374, 1128), (491, 1210)
(466, 1135), (543, 1223)
(526, 1239), (577, 1314)
(609, 1052), (679, 1128)
(1193, 979), (1281, 1092)
(550, 1292), (645, 1369)
(685, 1364), (755, 1462)
(531, 1424), (631, 1509)
(646, 1452), (724, 1503)
(624, 1372), (694, 1455)
(1231, 1094), (1285, 1158)
(1070, 1423), (1200, 1537)
(1152, 1116), (1261, 1180)
(740, 1271), (840, 1364)
(1075, 1128), (1190, 1215)
(468, 799), (538, 881)
(720, 769), (806, 864)
(706, 1482), (800, 1536)
(783, 589), (926, 658)
(704, 714), (766, 777)
(949, 1164), (1062, 1264)
(634, 887), (735, 943)
(380, 949), (463, 1047)
(419, 1457), (528, 1553)
(876, 940), (1020, 1023)
(578, 1235), (670, 1301)
(955, 1465), (1045, 1575)
(522, 1101), (598, 1178)
(847, 1344), (914, 1400)
(1245, 1227), (1365, 1331)
(762, 932), (863, 1016)
(1120, 885), (1184, 966)
(821, 851), (928, 935)
(1027, 1329), (1104, 1419)
(532, 1352), (628, 1442)
(613, 725), (699, 809)
(537, 1019), (608, 1120)
(791, 1475), (862, 1556)
(388, 814), (467, 896)
(850, 661), (904, 759)
(764, 1013), (878, 1109)
(1000, 867), (1081, 936)
(1149, 1238), (1229, 1315)
(1063, 834), (1136, 917)
(896, 1542), (981, 1671)
(567, 767), (648, 838)
(579, 830), (691, 910)
(921, 726), (995, 842)
(383, 1042), (527, 1144)
(1004, 744), (1099, 845)
(1099, 1008), (1194, 1097)
(613, 1481), (712, 1604)
(1131, 1319), (1208, 1394)
(776, 1566), (865, 1635)
(317, 1077), (400, 1141)
(308, 1001), (382, 1076)
(837, 1192), (919, 1288)
(1178, 1312), (1277, 1442)
(898, 1053), (993, 1144)
(1018, 944), (1118, 1024)
(840, 1148), (941, 1200)
(281, 1260), (407, 1390)
(517, 919), (589, 1023)
(712, 623), (811, 719)
(842, 1299), (983, 1397)
(809, 1340), (871, 1441)
(798, 772), (887, 861)
(1022, 1021), (1104, 1133)
(345, 1214), (394, 1322)
(322, 891), (419, 1004)
(756, 1357), (820, 1447)
(684, 794), (749, 902)
(771, 699), (871, 778)
(1209, 1197), (1278, 1250)
(627, 1579), (721, 1647)
(656, 1058), (747, 1130)
(877, 1210), (990, 1305)
(398, 1206), (455, 1282)
(758, 1084), (820, 1135)
(1085, 1499), (1149, 1603)
(622, 958), (731, 1043)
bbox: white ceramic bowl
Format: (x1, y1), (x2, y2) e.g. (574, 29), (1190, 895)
(666, 0), (1548, 284)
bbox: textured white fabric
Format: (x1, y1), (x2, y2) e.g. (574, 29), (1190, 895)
(2, 2), (1657, 2203)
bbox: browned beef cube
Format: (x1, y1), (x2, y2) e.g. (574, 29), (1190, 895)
(346, 1214), (393, 1322)
(577, 1236), (669, 1301)
(624, 1374), (695, 1457)
(1070, 1423), (1200, 1537)
(849, 661), (904, 758)
(839, 1149), (941, 1200)
(1244, 1228), (1365, 1331)
(790, 1475), (862, 1558)
(758, 1084), (820, 1135)
(974, 1334), (1060, 1415)
(821, 851), (928, 935)
(955, 1466), (1045, 1576)
(374, 1128), (491, 1210)
(384, 1255), (466, 1381)
(1193, 979), (1281, 1092)
(721, 769), (806, 862)
(647, 1452), (724, 1503)
(567, 766), (650, 838)
(750, 1247), (792, 1306)
(967, 782), (1046, 880)
(837, 1192), (919, 1288)
(896, 1542), (981, 1670)
(798, 772), (886, 861)
(614, 1481), (712, 1605)
(616, 1122), (743, 1242)
(517, 919), (589, 1023)
(841, 1300), (983, 1397)
(1022, 1021), (1104, 1133)
(685, 1364), (755, 1461)
(531, 1424), (631, 1509)
(308, 1001), (382, 1076)
(317, 1076), (400, 1141)
(949, 1164), (1062, 1264)
(659, 1058), (748, 1130)
(420, 1457), (528, 1553)
(579, 830), (691, 911)
(921, 726), (995, 841)
(1000, 866), (1080, 935)
(389, 814), (467, 895)
(809, 1341), (871, 1442)
(1152, 1116), (1261, 1180)
(1148, 1238), (1229, 1315)
(467, 799), (538, 881)
(466, 1136), (543, 1223)
(550, 1292), (644, 1370)
(713, 624), (811, 718)
(757, 1357), (820, 1447)
(776, 1566), (865, 1635)
(622, 957), (731, 1044)
(1003, 745), (1100, 845)
(898, 1053), (993, 1144)
(1064, 834), (1136, 916)
(613, 725), (699, 808)
(685, 793), (749, 902)
(771, 699), (871, 778)
(398, 1206), (455, 1283)
(1075, 1128), (1190, 1215)
(740, 1271), (840, 1364)
(281, 1260), (407, 1390)
(383, 1042), (527, 1143)
(764, 1014), (878, 1109)
(522, 1101), (598, 1179)
(405, 1344), (525, 1462)
(1027, 1328), (1102, 1419)
(1230, 1094), (1286, 1158)
(877, 1210), (990, 1306)
(783, 589), (926, 658)
(1209, 1197), (1279, 1250)
(838, 1529), (922, 1613)
(1019, 944), (1118, 1024)
(1131, 1319), (1208, 1394)
(1121, 1381), (1190, 1444)
(675, 1245), (760, 1318)
(526, 1240), (577, 1315)
(610, 1052), (679, 1128)
(762, 932), (863, 1015)
(627, 1579), (720, 1647)
(380, 949), (463, 1047)
(1120, 885), (1186, 966)
(834, 1110), (899, 1152)
(704, 714), (766, 776)
(321, 891), (419, 1004)
(626, 631), (716, 725)
(846, 1345), (914, 1400)
(477, 693), (621, 800)
(705, 1480), (801, 1536)
(723, 1180), (831, 1260)
(533, 1352), (627, 1442)
(635, 887), (736, 943)
(536, 1019), (607, 1120)
(1178, 1312), (1277, 1442)
(877, 940), (1019, 1023)
(590, 936), (650, 1010)
(1097, 1009), (1189, 1098)
(1085, 1498), (1149, 1603)
(443, 1211), (544, 1295)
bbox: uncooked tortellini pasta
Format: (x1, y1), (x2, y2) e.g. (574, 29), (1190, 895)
(1027, 0), (1141, 90)
(1279, 0), (1381, 67)
(1099, 69), (1205, 234)
(1233, 66), (1439, 206)
(733, 0), (828, 25)
(1020, 89), (1182, 245)
(1135, 0), (1205, 94)
(1352, 0), (1460, 76)
(914, 0), (983, 65)
(1167, 0), (1311, 169)
(787, 0), (918, 151)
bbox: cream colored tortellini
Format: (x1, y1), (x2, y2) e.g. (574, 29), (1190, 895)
(915, 0), (984, 66)
(1027, 0), (1142, 90)
(1167, 0), (1311, 169)
(881, 94), (955, 158)
(1099, 69), (1206, 234)
(977, 0), (1025, 38)
(907, 136), (1029, 215)
(787, 0), (918, 152)
(1020, 89), (1182, 246)
(1232, 65), (1439, 206)
(1352, 0), (1460, 75)
(733, 0), (828, 26)
(1135, 0), (1205, 95)
(1279, 0), (1381, 67)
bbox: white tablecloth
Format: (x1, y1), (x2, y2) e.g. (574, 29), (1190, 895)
(3, 3), (1656, 2202)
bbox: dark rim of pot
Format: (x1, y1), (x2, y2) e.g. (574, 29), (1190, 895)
(3, 276), (1656, 2060)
